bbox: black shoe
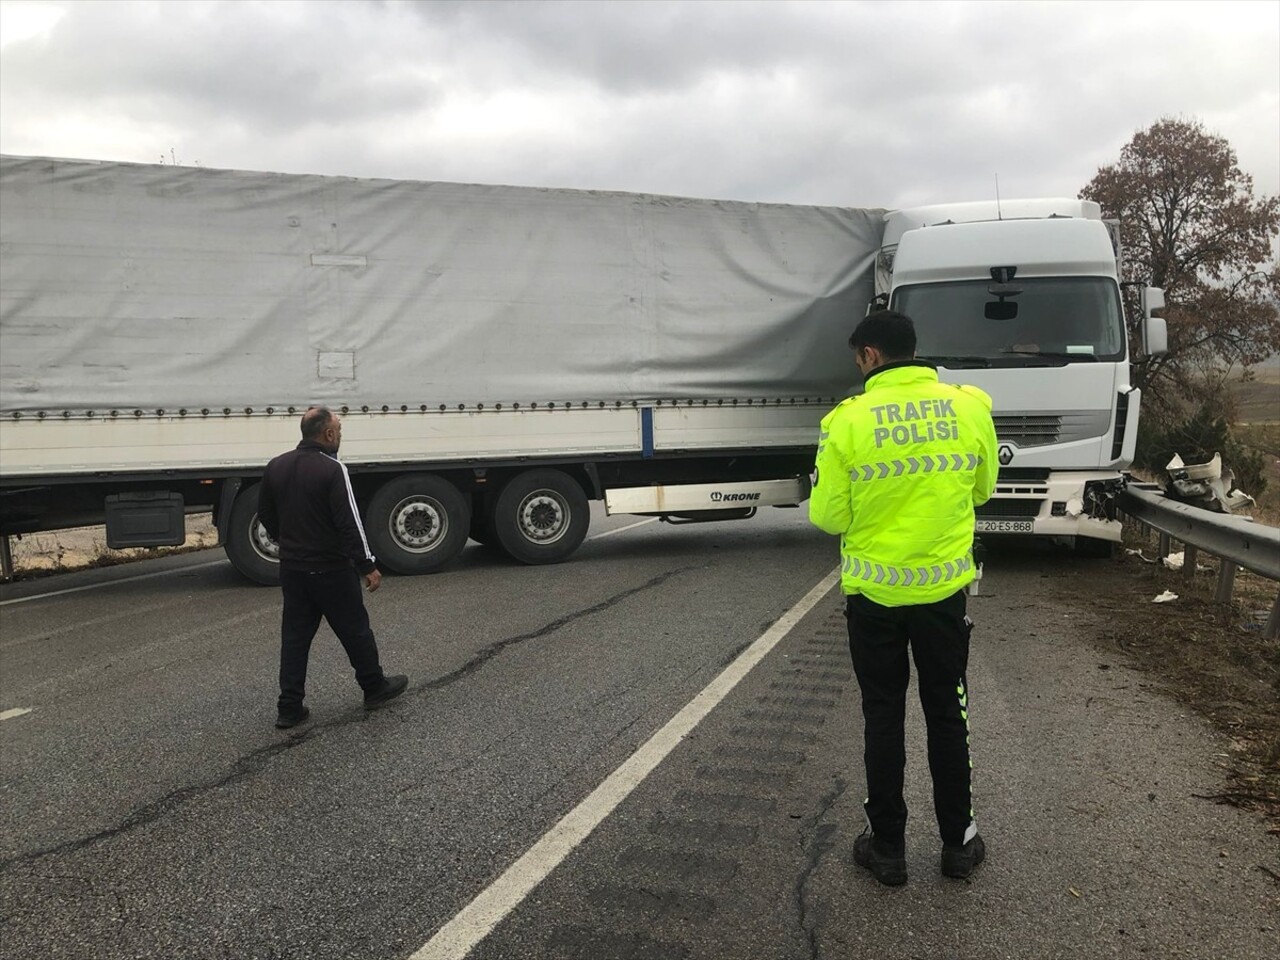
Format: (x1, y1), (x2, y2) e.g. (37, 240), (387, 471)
(364, 674), (409, 709)
(853, 829), (907, 886)
(275, 706), (310, 729)
(941, 834), (986, 879)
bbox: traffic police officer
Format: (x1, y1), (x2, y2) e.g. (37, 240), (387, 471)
(810, 310), (997, 885)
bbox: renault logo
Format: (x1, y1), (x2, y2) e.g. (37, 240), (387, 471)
(998, 444), (1015, 466)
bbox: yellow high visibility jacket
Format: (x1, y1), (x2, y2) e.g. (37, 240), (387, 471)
(809, 361), (998, 606)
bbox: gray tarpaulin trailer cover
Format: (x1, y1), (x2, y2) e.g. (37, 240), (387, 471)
(0, 155), (884, 580)
(0, 155), (885, 415)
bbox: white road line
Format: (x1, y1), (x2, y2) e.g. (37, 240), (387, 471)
(585, 517), (659, 541)
(410, 567), (841, 960)
(0, 559), (229, 607)
(0, 708), (34, 721)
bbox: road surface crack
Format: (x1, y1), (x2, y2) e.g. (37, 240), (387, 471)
(796, 774), (849, 960)
(419, 563), (705, 694)
(0, 730), (333, 869)
(0, 564), (704, 868)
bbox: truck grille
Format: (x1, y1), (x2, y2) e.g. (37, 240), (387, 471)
(994, 415), (1061, 447)
(994, 411), (1110, 448)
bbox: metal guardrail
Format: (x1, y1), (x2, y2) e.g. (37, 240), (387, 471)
(1117, 482), (1280, 639)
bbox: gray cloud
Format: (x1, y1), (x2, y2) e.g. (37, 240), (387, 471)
(1, 1), (438, 131)
(0, 0), (1275, 208)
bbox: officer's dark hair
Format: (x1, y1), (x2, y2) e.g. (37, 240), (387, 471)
(849, 310), (917, 361)
(300, 406), (335, 440)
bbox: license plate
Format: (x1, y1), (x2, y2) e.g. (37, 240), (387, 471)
(975, 519), (1034, 534)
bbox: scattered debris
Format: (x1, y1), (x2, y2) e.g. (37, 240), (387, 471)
(1164, 453), (1256, 514)
(1152, 590), (1179, 603)
(1158, 551), (1211, 573)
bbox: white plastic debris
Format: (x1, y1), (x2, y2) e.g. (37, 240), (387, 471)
(1164, 452), (1256, 514)
(1177, 452), (1222, 482)
(1160, 551), (1212, 573)
(1152, 590), (1179, 603)
(1125, 548), (1158, 563)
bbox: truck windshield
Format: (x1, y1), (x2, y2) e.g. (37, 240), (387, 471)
(892, 277), (1125, 367)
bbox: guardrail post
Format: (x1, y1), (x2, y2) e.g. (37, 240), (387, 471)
(1214, 561), (1238, 603)
(1266, 594), (1279, 642)
(1158, 531), (1171, 560)
(0, 535), (11, 582)
(1183, 545), (1198, 582)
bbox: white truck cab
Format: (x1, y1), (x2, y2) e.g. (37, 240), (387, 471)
(877, 199), (1167, 551)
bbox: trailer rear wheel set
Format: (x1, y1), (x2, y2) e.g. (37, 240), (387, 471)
(221, 468), (591, 584)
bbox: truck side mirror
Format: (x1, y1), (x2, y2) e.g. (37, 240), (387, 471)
(1140, 286), (1167, 357)
(1141, 286), (1165, 318)
(1143, 316), (1167, 357)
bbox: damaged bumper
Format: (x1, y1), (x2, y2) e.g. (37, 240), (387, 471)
(975, 471), (1125, 542)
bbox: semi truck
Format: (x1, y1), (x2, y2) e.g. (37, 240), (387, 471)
(874, 198), (1167, 554)
(0, 155), (883, 584)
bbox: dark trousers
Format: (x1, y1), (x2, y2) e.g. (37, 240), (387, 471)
(278, 567), (384, 710)
(846, 589), (974, 846)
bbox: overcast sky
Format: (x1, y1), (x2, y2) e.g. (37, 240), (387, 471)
(1, 0), (1277, 209)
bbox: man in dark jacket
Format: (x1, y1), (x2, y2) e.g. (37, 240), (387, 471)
(258, 406), (408, 728)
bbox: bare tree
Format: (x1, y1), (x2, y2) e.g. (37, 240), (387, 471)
(1080, 117), (1279, 413)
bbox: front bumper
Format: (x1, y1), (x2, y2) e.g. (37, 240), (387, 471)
(975, 471), (1124, 542)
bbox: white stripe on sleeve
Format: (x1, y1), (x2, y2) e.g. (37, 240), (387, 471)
(333, 456), (375, 564)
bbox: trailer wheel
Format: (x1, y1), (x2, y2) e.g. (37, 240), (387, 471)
(367, 474), (470, 575)
(224, 483), (281, 586)
(492, 469), (589, 565)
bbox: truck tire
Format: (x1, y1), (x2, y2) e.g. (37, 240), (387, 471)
(367, 474), (471, 575)
(224, 483), (281, 586)
(492, 469), (590, 565)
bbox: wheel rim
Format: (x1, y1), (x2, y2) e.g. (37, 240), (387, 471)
(249, 515), (280, 563)
(516, 489), (571, 545)
(388, 495), (448, 553)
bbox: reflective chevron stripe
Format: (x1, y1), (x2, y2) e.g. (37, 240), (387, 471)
(841, 553), (974, 587)
(849, 453), (982, 482)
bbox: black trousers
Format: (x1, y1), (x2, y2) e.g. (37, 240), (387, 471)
(846, 589), (974, 846)
(278, 567), (385, 710)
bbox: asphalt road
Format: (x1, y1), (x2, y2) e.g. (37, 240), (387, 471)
(0, 507), (1275, 960)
